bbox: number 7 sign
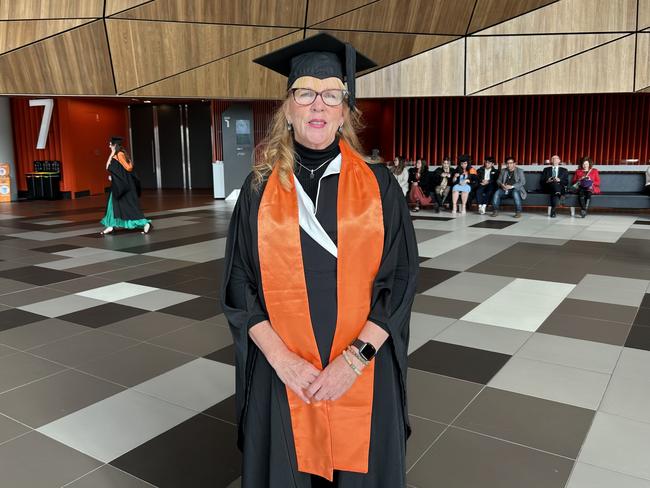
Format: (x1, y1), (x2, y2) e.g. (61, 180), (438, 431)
(28, 99), (54, 150)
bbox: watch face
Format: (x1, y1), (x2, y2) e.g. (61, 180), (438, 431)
(359, 343), (376, 361)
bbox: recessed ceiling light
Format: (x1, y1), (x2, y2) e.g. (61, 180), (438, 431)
(143, 100), (152, 103)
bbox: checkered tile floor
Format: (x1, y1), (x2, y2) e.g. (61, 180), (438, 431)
(2, 194), (650, 488)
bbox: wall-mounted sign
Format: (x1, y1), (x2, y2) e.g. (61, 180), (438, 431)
(28, 99), (54, 150)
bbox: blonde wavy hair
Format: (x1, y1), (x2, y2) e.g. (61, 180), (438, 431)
(252, 96), (366, 190)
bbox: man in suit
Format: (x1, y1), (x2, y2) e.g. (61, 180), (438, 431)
(541, 155), (569, 217)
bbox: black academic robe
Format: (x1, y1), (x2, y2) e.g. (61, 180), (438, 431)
(107, 159), (145, 221)
(221, 162), (419, 488)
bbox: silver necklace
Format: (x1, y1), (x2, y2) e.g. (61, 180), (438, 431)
(295, 156), (335, 179)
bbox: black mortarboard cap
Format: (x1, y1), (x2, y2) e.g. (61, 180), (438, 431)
(110, 136), (123, 145)
(252, 32), (376, 109)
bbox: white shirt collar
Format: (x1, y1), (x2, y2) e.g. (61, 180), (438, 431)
(292, 154), (342, 258)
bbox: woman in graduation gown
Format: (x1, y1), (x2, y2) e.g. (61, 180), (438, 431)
(221, 33), (418, 488)
(100, 136), (151, 235)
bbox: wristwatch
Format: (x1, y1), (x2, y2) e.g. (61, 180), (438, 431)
(352, 339), (377, 362)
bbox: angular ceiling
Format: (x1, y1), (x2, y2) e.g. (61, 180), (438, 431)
(0, 0), (647, 98)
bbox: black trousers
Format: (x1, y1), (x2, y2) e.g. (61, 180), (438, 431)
(433, 188), (450, 208)
(476, 184), (495, 205)
(577, 188), (592, 209)
(545, 182), (564, 209)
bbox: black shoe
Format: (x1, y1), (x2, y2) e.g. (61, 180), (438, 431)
(435, 206), (441, 213)
(580, 209), (587, 218)
(550, 209), (556, 218)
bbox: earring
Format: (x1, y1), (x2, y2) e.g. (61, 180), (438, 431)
(287, 121), (293, 132)
(337, 125), (343, 134)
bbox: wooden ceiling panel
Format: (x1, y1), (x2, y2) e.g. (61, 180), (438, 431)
(115, 0), (306, 27)
(356, 38), (465, 97)
(312, 0), (476, 35)
(478, 35), (635, 96)
(108, 20), (296, 93)
(0, 19), (90, 54)
(478, 0), (637, 35)
(0, 0), (103, 20)
(467, 34), (625, 94)
(640, 0), (650, 30)
(125, 31), (304, 98)
(636, 33), (650, 91)
(306, 0), (377, 26)
(0, 20), (115, 95)
(106, 0), (153, 17)
(306, 29), (457, 73)
(468, 0), (557, 34)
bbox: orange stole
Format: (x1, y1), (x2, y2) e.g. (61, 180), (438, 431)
(258, 141), (384, 480)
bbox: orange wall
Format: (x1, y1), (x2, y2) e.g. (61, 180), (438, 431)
(11, 97), (128, 197)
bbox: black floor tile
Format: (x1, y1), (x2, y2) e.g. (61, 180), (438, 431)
(554, 298), (638, 325)
(454, 387), (594, 458)
(411, 216), (454, 221)
(625, 326), (650, 351)
(0, 267), (82, 286)
(165, 278), (222, 298)
(470, 220), (516, 229)
(129, 271), (195, 289)
(640, 293), (650, 310)
(119, 232), (224, 254)
(411, 295), (478, 319)
(33, 244), (81, 254)
(0, 308), (48, 331)
(111, 413), (241, 488)
(417, 268), (459, 293)
(58, 303), (146, 328)
(634, 307), (650, 327)
(203, 395), (237, 424)
(158, 297), (221, 320)
(408, 340), (511, 384)
(205, 344), (235, 366)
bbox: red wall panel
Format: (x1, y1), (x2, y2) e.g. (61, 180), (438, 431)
(393, 93), (650, 165)
(11, 98), (128, 196)
(10, 98), (63, 191)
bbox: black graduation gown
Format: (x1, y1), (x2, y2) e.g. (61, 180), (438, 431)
(221, 162), (419, 488)
(107, 159), (145, 221)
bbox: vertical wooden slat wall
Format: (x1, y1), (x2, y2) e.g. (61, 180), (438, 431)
(394, 93), (650, 165)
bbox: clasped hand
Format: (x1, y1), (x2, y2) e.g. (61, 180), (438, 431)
(271, 349), (363, 404)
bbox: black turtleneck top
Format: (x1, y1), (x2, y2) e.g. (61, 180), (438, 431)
(293, 137), (341, 205)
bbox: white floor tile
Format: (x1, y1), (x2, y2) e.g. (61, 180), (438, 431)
(516, 333), (622, 374)
(116, 289), (197, 311)
(488, 357), (610, 410)
(408, 313), (456, 354)
(133, 358), (235, 413)
(433, 320), (531, 355)
(567, 463), (650, 488)
(37, 388), (196, 463)
(76, 283), (157, 302)
(578, 412), (650, 481)
(19, 295), (106, 318)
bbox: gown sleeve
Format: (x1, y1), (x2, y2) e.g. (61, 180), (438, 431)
(366, 165), (419, 437)
(107, 160), (130, 198)
(221, 175), (269, 445)
(367, 165), (419, 335)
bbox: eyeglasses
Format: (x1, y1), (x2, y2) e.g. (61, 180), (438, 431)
(291, 88), (347, 107)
